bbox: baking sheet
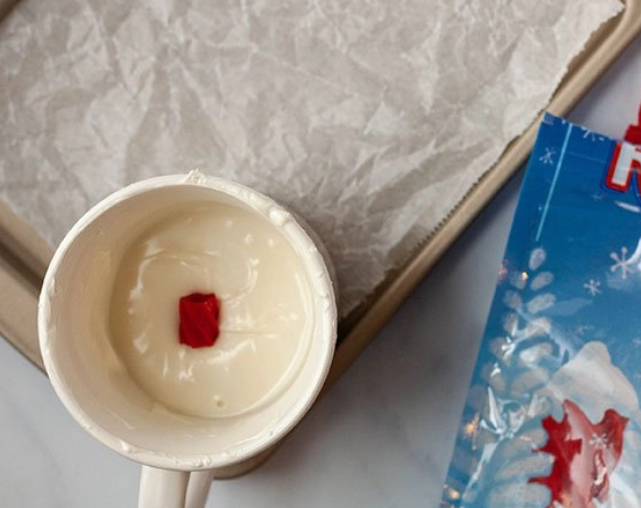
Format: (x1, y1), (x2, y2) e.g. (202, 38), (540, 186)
(0, 0), (640, 477)
(0, 0), (622, 318)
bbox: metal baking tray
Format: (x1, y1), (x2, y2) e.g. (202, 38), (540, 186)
(0, 0), (640, 477)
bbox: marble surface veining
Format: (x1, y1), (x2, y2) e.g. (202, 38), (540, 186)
(0, 26), (640, 508)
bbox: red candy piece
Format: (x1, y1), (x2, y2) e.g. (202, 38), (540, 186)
(530, 399), (628, 508)
(179, 293), (221, 348)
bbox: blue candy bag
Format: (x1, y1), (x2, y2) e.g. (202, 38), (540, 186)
(442, 114), (641, 508)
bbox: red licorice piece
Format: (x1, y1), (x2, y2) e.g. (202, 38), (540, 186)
(179, 293), (221, 348)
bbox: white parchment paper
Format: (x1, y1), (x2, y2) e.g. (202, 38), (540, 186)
(0, 0), (622, 316)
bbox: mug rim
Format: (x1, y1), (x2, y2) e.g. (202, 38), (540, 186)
(38, 173), (337, 470)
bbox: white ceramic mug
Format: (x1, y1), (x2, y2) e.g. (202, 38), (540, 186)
(38, 173), (337, 507)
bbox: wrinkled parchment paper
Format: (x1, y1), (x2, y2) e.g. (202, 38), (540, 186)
(0, 0), (622, 316)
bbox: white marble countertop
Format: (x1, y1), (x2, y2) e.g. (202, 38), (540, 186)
(2, 33), (641, 508)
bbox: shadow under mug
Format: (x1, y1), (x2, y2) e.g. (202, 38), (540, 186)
(38, 174), (337, 507)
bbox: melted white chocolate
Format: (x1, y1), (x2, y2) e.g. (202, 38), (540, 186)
(109, 203), (313, 418)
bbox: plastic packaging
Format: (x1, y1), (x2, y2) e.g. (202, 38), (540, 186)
(442, 114), (641, 508)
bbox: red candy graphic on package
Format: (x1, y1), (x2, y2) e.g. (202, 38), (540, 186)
(531, 400), (628, 508)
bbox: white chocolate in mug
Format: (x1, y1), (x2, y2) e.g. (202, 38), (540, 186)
(110, 202), (314, 419)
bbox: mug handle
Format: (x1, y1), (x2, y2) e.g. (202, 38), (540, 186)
(185, 470), (215, 508)
(138, 467), (214, 508)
